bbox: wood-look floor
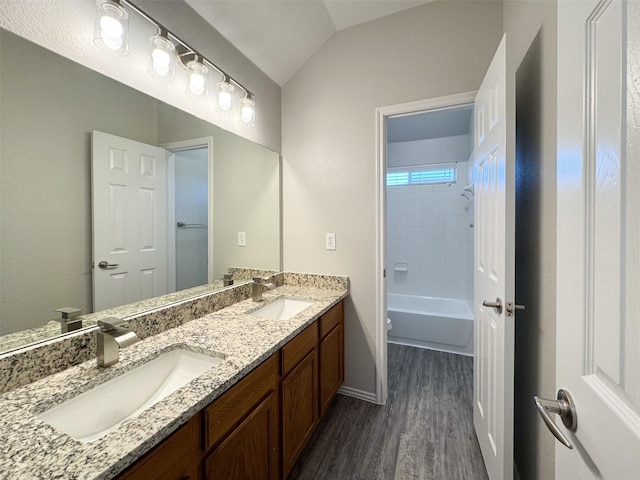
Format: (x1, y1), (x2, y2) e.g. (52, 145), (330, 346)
(288, 343), (489, 480)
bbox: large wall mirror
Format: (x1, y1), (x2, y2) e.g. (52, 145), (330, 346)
(0, 28), (281, 352)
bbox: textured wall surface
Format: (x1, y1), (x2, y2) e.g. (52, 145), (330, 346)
(282, 1), (503, 396)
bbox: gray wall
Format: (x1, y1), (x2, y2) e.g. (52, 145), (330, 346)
(0, 30), (159, 334)
(157, 103), (281, 277)
(504, 1), (558, 478)
(0, 31), (280, 336)
(282, 1), (503, 396)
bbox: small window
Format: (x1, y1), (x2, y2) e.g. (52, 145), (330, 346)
(386, 163), (457, 187)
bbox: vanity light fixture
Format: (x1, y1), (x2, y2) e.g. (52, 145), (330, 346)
(239, 92), (256, 127)
(93, 0), (256, 126)
(215, 75), (235, 115)
(94, 0), (129, 56)
(148, 29), (175, 81)
(185, 55), (209, 100)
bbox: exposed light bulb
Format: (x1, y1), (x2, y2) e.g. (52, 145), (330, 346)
(239, 93), (255, 127)
(184, 57), (208, 100)
(100, 15), (123, 39)
(218, 91), (232, 110)
(215, 76), (235, 114)
(189, 73), (206, 96)
(241, 104), (254, 124)
(94, 0), (129, 56)
(148, 32), (175, 81)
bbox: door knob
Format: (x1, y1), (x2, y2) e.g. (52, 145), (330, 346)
(534, 389), (577, 449)
(482, 297), (503, 314)
(97, 261), (119, 270)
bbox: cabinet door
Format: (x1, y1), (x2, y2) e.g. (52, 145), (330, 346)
(117, 415), (200, 480)
(320, 322), (343, 415)
(205, 391), (279, 480)
(281, 349), (319, 478)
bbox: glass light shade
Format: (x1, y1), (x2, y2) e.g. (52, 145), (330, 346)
(185, 59), (209, 100)
(94, 0), (129, 56)
(148, 34), (175, 81)
(239, 95), (256, 127)
(215, 77), (235, 114)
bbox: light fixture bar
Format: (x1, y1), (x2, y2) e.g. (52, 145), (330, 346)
(118, 0), (253, 97)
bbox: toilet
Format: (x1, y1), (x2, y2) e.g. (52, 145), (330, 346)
(387, 317), (392, 332)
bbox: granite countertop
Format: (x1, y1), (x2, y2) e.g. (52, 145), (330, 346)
(0, 284), (347, 480)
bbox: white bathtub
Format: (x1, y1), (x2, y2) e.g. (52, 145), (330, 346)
(387, 293), (474, 356)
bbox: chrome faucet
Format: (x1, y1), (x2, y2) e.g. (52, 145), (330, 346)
(222, 273), (234, 287)
(252, 276), (276, 302)
(96, 318), (140, 367)
(53, 307), (83, 333)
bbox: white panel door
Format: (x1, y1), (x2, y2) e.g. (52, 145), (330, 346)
(554, 0), (640, 477)
(473, 35), (516, 480)
(92, 131), (168, 311)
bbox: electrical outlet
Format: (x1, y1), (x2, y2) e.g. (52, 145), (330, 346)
(238, 232), (246, 247)
(326, 233), (336, 250)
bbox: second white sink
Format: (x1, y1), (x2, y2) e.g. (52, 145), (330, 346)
(251, 298), (312, 320)
(36, 348), (223, 443)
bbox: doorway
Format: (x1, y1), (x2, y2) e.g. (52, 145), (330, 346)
(162, 137), (214, 293)
(375, 92), (477, 404)
(385, 106), (475, 356)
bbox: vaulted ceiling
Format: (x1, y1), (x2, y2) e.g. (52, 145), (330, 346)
(185, 0), (432, 86)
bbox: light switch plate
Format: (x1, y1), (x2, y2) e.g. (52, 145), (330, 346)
(238, 232), (246, 247)
(326, 233), (336, 250)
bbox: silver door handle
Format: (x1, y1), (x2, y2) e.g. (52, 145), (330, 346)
(482, 297), (503, 314)
(533, 389), (577, 449)
(97, 260), (119, 270)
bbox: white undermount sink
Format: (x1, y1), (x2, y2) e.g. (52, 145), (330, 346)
(36, 348), (223, 443)
(251, 298), (313, 320)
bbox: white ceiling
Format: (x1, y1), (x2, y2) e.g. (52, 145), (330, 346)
(185, 0), (432, 86)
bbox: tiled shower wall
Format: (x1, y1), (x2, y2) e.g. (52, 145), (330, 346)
(386, 143), (474, 302)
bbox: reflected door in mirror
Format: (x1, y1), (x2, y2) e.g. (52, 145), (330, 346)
(92, 131), (168, 311)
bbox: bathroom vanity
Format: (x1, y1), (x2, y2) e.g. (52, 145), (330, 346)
(118, 301), (344, 480)
(0, 274), (347, 480)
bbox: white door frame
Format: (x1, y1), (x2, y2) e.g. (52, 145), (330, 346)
(374, 91), (476, 404)
(161, 137), (214, 293)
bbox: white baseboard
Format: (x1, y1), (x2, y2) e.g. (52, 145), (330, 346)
(338, 385), (378, 404)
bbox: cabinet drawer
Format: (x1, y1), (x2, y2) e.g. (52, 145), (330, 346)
(281, 322), (318, 375)
(203, 353), (279, 451)
(320, 301), (343, 338)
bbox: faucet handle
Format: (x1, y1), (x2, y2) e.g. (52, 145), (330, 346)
(55, 307), (82, 319)
(98, 317), (127, 332)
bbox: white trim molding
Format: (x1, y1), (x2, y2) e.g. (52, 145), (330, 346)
(338, 385), (378, 404)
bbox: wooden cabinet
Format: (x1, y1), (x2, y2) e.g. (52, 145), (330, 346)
(117, 414), (201, 480)
(203, 354), (280, 480)
(204, 391), (279, 480)
(319, 301), (344, 415)
(280, 323), (319, 477)
(116, 299), (344, 480)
